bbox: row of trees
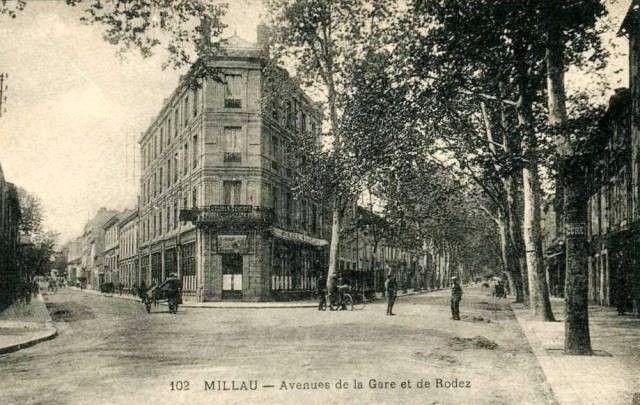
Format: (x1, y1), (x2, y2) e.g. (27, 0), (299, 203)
(266, 0), (613, 354)
(2, 0), (614, 353)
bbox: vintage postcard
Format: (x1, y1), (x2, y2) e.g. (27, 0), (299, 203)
(0, 1), (638, 404)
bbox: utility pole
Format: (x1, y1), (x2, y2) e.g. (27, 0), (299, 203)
(0, 73), (8, 117)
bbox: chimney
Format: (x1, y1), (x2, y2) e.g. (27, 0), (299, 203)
(197, 16), (212, 56)
(257, 23), (270, 56)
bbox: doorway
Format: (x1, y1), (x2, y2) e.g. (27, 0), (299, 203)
(222, 254), (243, 300)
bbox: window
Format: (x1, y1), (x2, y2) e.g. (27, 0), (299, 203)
(286, 192), (292, 226)
(183, 193), (188, 209)
(159, 167), (163, 191)
(273, 136), (281, 161)
(183, 95), (189, 126)
(153, 173), (157, 197)
(301, 112), (307, 133)
(166, 120), (171, 145)
(311, 204), (317, 233)
(192, 187), (198, 208)
(192, 88), (198, 117)
(166, 207), (171, 232)
(223, 181), (242, 205)
(167, 159), (171, 187)
(224, 74), (243, 108)
(174, 152), (179, 183)
(192, 134), (199, 168)
(159, 128), (164, 153)
(286, 101), (293, 128)
(173, 110), (179, 138)
(183, 143), (189, 175)
(174, 202), (178, 229)
(223, 127), (242, 162)
(168, 117), (173, 140)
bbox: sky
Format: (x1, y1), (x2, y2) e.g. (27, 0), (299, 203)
(0, 0), (264, 244)
(0, 0), (633, 246)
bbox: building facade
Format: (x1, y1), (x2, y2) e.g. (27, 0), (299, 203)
(138, 32), (326, 302)
(581, 3), (640, 311)
(0, 162), (21, 308)
(65, 238), (83, 284)
(103, 214), (120, 285)
(117, 209), (138, 293)
(80, 207), (118, 290)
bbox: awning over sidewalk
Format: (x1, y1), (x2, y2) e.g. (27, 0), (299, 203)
(271, 227), (328, 247)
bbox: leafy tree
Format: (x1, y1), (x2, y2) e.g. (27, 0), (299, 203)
(1, 0), (228, 77)
(542, 0), (609, 354)
(16, 188), (58, 277)
(266, 0), (397, 294)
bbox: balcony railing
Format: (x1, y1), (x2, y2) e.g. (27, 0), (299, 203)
(223, 152), (242, 163)
(180, 205), (275, 233)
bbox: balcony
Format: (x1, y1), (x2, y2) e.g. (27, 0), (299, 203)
(223, 152), (242, 163)
(180, 205), (275, 234)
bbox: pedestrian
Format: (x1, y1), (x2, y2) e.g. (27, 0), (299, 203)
(385, 272), (397, 316)
(317, 274), (327, 311)
(138, 280), (147, 301)
(161, 273), (180, 314)
(451, 276), (463, 320)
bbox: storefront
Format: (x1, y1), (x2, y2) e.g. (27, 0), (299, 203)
(182, 205), (329, 302)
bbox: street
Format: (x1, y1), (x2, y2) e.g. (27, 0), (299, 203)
(0, 287), (555, 405)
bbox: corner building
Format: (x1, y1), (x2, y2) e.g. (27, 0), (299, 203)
(138, 33), (326, 301)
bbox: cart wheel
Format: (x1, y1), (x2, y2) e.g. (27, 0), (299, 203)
(344, 294), (354, 311)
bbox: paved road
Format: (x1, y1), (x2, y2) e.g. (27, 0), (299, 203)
(0, 287), (555, 405)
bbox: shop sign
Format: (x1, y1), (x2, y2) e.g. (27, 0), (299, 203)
(272, 227), (329, 247)
(217, 235), (249, 254)
(565, 223), (586, 238)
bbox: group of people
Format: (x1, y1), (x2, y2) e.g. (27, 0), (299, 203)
(315, 272), (464, 320)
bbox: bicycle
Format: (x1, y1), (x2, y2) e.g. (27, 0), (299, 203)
(329, 290), (368, 311)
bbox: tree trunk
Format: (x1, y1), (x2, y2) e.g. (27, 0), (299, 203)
(545, 7), (591, 351)
(504, 176), (528, 303)
(518, 90), (556, 321)
(498, 210), (524, 302)
(325, 205), (341, 300)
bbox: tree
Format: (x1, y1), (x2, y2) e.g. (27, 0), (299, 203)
(266, 0), (397, 294)
(542, 0), (609, 354)
(16, 188), (58, 277)
(1, 0), (227, 79)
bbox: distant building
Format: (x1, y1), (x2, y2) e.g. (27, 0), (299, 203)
(65, 238), (83, 283)
(0, 162), (21, 307)
(117, 209), (138, 292)
(103, 213), (121, 285)
(80, 207), (118, 290)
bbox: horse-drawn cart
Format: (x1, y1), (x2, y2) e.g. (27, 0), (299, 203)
(142, 283), (181, 314)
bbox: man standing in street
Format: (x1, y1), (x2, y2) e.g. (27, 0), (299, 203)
(317, 274), (327, 310)
(451, 276), (463, 320)
(385, 272), (397, 316)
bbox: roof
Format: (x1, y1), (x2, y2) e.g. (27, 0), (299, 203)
(221, 33), (258, 50)
(619, 0), (640, 36)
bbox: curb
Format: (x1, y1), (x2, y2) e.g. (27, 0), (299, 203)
(0, 294), (58, 355)
(0, 327), (58, 355)
(69, 286), (436, 309)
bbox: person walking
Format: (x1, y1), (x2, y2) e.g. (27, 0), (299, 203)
(317, 274), (327, 310)
(451, 276), (463, 320)
(385, 272), (397, 316)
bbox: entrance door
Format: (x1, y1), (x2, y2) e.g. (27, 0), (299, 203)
(222, 254), (243, 300)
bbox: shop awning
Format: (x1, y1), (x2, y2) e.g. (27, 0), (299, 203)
(271, 227), (329, 247)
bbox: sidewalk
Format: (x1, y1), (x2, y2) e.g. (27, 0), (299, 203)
(512, 298), (640, 405)
(70, 286), (433, 308)
(0, 294), (57, 355)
